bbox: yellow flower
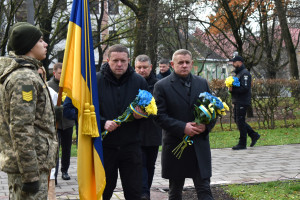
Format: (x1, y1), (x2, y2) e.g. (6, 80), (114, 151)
(225, 76), (234, 88)
(208, 103), (214, 113)
(62, 92), (67, 102)
(223, 102), (230, 111)
(220, 108), (226, 116)
(145, 98), (157, 115)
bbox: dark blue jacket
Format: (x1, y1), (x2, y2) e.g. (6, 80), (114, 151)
(63, 97), (78, 122)
(231, 65), (252, 105)
(63, 97), (78, 141)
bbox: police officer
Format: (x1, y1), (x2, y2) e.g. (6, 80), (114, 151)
(228, 55), (260, 150)
(0, 22), (58, 199)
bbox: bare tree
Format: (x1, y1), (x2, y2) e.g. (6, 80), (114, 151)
(157, 0), (196, 59)
(91, 0), (135, 70)
(119, 0), (149, 63)
(34, 0), (70, 76)
(0, 0), (24, 56)
(274, 0), (299, 79)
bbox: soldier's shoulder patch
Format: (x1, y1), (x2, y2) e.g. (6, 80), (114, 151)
(22, 85), (34, 102)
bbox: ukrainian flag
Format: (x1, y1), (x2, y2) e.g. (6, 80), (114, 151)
(59, 0), (105, 199)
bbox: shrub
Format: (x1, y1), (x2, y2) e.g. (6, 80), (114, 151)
(209, 79), (300, 129)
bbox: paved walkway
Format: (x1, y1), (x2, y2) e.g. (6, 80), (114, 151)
(0, 144), (299, 199)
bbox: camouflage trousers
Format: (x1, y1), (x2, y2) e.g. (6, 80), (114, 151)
(7, 171), (49, 200)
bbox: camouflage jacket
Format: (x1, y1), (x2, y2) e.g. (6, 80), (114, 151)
(0, 54), (58, 183)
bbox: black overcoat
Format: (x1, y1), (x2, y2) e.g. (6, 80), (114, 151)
(97, 63), (148, 147)
(140, 72), (162, 146)
(153, 72), (216, 179)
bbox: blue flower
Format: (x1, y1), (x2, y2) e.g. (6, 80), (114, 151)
(233, 77), (240, 87)
(212, 97), (224, 109)
(199, 92), (224, 109)
(199, 92), (212, 101)
(137, 89), (152, 106)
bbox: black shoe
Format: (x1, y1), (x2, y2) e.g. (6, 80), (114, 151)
(232, 144), (247, 150)
(62, 172), (71, 180)
(141, 194), (150, 200)
(250, 134), (260, 147)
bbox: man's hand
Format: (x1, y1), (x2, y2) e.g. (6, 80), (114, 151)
(194, 123), (206, 133)
(22, 181), (40, 193)
(228, 87), (232, 92)
(133, 106), (147, 119)
(104, 120), (119, 132)
(184, 122), (206, 137)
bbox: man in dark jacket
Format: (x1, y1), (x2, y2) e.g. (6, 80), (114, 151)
(48, 63), (75, 182)
(97, 44), (148, 200)
(156, 58), (171, 80)
(135, 55), (162, 200)
(228, 55), (260, 150)
(154, 49), (216, 200)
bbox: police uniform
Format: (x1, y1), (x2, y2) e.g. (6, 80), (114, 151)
(231, 64), (259, 148)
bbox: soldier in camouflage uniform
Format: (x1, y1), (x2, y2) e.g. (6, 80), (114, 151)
(0, 22), (58, 199)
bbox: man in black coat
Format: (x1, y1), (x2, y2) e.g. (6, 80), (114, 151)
(96, 44), (148, 200)
(228, 55), (260, 150)
(135, 55), (162, 200)
(154, 49), (216, 200)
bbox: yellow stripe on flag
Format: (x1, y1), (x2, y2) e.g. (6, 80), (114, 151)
(59, 0), (106, 199)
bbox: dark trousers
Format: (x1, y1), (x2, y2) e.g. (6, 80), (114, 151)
(141, 146), (159, 197)
(168, 170), (214, 200)
(234, 104), (258, 146)
(55, 127), (73, 179)
(103, 144), (142, 200)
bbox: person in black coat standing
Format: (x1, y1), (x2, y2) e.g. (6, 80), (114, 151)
(228, 55), (260, 150)
(97, 44), (148, 200)
(154, 49), (216, 200)
(135, 55), (162, 200)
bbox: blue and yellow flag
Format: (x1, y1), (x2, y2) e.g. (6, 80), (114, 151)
(59, 0), (105, 199)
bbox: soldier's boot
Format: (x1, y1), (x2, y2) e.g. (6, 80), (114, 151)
(48, 179), (57, 200)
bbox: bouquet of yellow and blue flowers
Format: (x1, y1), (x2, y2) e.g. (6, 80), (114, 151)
(102, 89), (157, 139)
(172, 92), (229, 159)
(225, 76), (240, 88)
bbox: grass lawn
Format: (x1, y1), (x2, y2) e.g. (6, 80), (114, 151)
(223, 180), (300, 200)
(210, 121), (300, 149)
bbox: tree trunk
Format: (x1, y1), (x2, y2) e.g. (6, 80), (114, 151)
(26, 0), (34, 24)
(133, 0), (149, 64)
(147, 0), (159, 71)
(274, 0), (299, 79)
(120, 0), (150, 65)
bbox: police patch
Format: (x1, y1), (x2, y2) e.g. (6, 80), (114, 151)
(244, 75), (248, 86)
(22, 85), (34, 102)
